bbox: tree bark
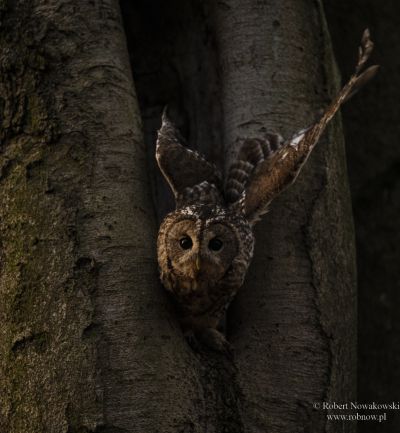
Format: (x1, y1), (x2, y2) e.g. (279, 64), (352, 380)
(1, 1), (357, 432)
(212, 1), (357, 432)
(0, 1), (200, 432)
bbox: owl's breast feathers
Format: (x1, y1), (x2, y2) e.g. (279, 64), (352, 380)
(160, 248), (253, 328)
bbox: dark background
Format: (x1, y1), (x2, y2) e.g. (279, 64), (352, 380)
(324, 1), (400, 431)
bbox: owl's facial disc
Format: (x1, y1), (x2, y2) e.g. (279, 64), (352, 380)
(165, 216), (239, 284)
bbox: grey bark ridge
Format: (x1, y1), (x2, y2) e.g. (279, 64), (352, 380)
(0, 1), (202, 432)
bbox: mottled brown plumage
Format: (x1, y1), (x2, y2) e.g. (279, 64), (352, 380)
(156, 29), (377, 353)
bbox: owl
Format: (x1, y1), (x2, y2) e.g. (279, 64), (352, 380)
(156, 29), (378, 353)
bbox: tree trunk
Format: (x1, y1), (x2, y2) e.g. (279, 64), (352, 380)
(0, 1), (198, 432)
(1, 1), (357, 432)
(212, 1), (357, 432)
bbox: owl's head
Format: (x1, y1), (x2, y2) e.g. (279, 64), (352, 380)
(157, 204), (252, 285)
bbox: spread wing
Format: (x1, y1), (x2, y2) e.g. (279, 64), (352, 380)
(156, 110), (223, 206)
(234, 29), (379, 224)
(225, 134), (284, 205)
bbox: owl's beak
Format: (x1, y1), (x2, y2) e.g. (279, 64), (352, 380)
(195, 256), (201, 271)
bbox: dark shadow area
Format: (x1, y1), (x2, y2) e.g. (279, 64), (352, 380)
(120, 0), (223, 221)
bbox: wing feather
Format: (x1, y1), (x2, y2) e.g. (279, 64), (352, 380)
(156, 110), (223, 205)
(243, 29), (379, 224)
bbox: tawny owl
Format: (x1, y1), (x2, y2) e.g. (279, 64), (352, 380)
(156, 29), (378, 353)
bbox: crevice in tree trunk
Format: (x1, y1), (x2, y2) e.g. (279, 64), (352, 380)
(121, 0), (224, 221)
(120, 2), (246, 431)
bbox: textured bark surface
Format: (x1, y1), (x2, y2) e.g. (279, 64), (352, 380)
(324, 1), (400, 431)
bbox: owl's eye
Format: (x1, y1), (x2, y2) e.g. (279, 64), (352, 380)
(208, 237), (223, 251)
(179, 236), (193, 250)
